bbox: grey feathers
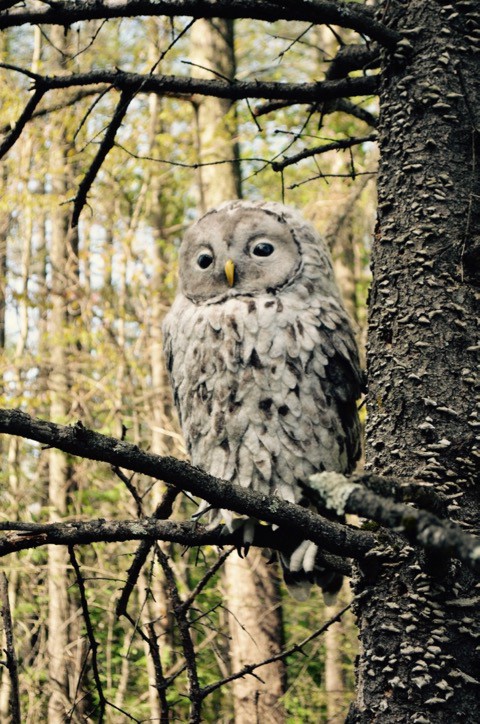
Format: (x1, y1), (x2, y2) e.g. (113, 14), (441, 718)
(163, 200), (363, 597)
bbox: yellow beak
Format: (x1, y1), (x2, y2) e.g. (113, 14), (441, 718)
(225, 259), (235, 287)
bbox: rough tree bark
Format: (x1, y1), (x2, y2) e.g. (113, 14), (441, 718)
(349, 1), (480, 721)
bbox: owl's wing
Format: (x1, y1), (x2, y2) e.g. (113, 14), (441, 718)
(280, 298), (363, 601)
(321, 319), (364, 473)
(162, 297), (187, 431)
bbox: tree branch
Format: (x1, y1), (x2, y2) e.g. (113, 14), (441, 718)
(1, 410), (475, 582)
(0, 507), (363, 570)
(0, 574), (21, 724)
(145, 621), (170, 724)
(354, 471), (450, 518)
(271, 133), (377, 171)
(155, 546), (202, 722)
(68, 546), (106, 720)
(254, 97), (378, 128)
(0, 88), (109, 137)
(22, 68), (379, 104)
(0, 409), (375, 558)
(0, 86), (45, 161)
(0, 1), (402, 49)
(71, 88), (134, 226)
(310, 472), (480, 576)
(116, 485), (179, 617)
(325, 43), (381, 80)
(200, 603), (351, 699)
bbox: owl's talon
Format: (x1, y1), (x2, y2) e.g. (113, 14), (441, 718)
(236, 542), (251, 558)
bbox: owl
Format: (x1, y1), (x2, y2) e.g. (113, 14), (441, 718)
(163, 200), (363, 600)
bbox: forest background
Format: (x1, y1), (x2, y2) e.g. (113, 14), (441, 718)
(0, 12), (375, 722)
(0, 1), (478, 723)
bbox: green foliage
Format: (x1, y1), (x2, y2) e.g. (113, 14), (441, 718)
(0, 14), (374, 722)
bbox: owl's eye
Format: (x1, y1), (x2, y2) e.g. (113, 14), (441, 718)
(252, 242), (274, 257)
(197, 252), (213, 269)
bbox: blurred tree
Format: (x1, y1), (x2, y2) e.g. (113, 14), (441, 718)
(189, 18), (287, 722)
(0, 2), (477, 722)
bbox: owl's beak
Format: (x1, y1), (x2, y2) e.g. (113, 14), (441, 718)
(225, 259), (235, 287)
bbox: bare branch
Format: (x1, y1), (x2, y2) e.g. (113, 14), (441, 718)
(310, 472), (480, 576)
(1, 412), (475, 582)
(71, 88), (134, 226)
(254, 97), (378, 128)
(0, 409), (375, 558)
(0, 1), (402, 49)
(0, 86), (45, 161)
(116, 485), (180, 617)
(146, 621), (170, 724)
(271, 133), (377, 171)
(155, 546), (202, 722)
(326, 43), (380, 80)
(0, 88), (109, 136)
(354, 472), (450, 518)
(181, 547), (235, 612)
(0, 574), (21, 724)
(253, 41), (380, 119)
(326, 98), (378, 127)
(201, 603), (351, 698)
(288, 169), (376, 189)
(17, 67), (379, 104)
(0, 509), (367, 568)
(68, 546), (106, 721)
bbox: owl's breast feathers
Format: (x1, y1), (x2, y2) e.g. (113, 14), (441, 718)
(163, 285), (363, 509)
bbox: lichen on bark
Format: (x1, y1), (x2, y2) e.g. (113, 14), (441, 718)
(349, 1), (480, 721)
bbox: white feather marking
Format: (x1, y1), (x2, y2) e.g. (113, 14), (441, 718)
(289, 540), (311, 571)
(258, 300), (277, 328)
(256, 329), (273, 356)
(303, 542), (318, 573)
(269, 334), (286, 359)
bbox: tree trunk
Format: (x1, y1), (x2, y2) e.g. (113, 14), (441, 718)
(47, 26), (79, 723)
(224, 553), (286, 723)
(190, 18), (286, 722)
(349, 1), (480, 720)
(190, 18), (241, 213)
(324, 592), (348, 724)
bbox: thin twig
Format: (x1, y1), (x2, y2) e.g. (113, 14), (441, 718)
(0, 573), (21, 724)
(112, 466), (143, 517)
(271, 133), (377, 172)
(68, 546), (106, 722)
(201, 604), (351, 697)
(146, 622), (170, 724)
(181, 547), (235, 612)
(71, 88), (134, 226)
(155, 545), (203, 723)
(116, 485), (179, 617)
(0, 86), (45, 160)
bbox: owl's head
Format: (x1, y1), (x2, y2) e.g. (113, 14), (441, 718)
(177, 200), (315, 303)
(178, 200), (338, 303)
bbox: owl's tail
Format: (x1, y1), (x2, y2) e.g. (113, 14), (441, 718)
(279, 541), (343, 603)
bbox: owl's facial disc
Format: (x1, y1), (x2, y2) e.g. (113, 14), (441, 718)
(179, 208), (301, 302)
